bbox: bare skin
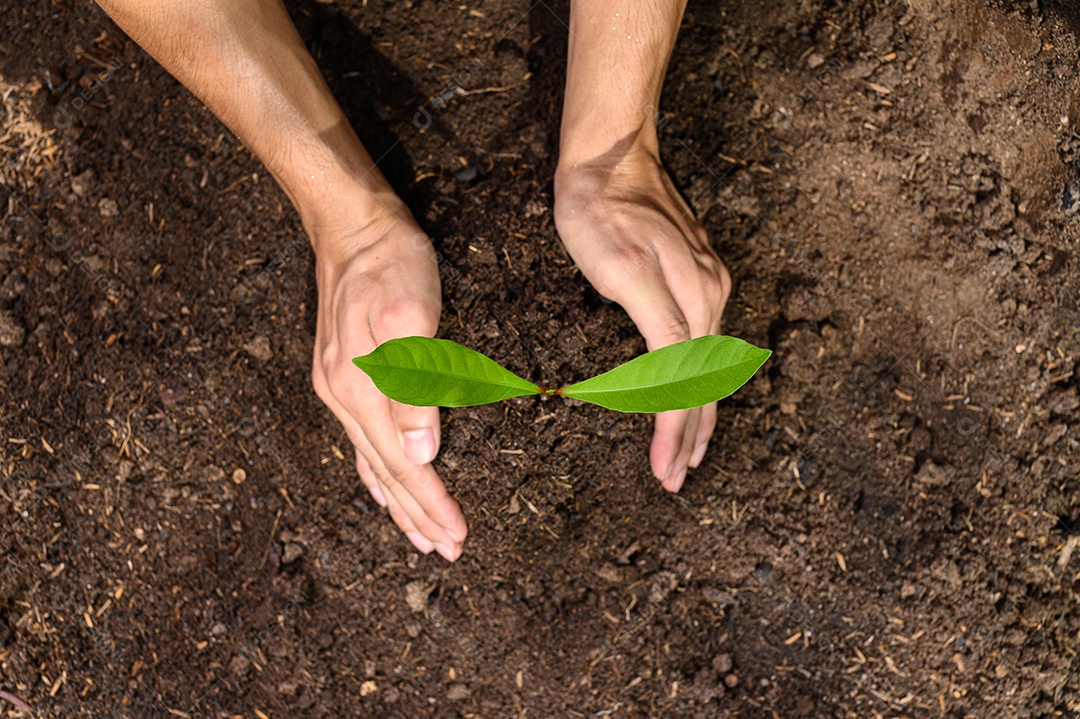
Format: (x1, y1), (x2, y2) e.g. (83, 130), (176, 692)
(95, 0), (729, 559)
(557, 0), (731, 491)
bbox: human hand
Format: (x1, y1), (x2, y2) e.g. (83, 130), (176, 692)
(554, 147), (731, 493)
(311, 207), (467, 561)
(98, 0), (473, 560)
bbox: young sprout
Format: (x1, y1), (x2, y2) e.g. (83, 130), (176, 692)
(352, 335), (770, 412)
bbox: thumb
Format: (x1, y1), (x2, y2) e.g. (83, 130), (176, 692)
(392, 401), (442, 465)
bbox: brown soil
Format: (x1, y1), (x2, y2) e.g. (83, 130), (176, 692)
(3, 0), (1080, 717)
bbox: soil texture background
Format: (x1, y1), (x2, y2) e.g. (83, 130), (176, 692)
(2, 0), (1080, 717)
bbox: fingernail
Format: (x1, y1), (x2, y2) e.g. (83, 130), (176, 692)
(369, 484), (387, 507)
(405, 531), (434, 554)
(667, 468), (687, 493)
(403, 429), (437, 465)
(689, 442), (707, 468)
(433, 542), (457, 562)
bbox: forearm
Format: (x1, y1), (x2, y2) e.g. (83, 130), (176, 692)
(560, 0), (687, 166)
(95, 0), (403, 246)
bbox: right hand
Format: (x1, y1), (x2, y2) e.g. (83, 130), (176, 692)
(310, 208), (467, 561)
(554, 148), (731, 493)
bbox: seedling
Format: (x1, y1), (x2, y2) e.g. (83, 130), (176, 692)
(353, 335), (770, 412)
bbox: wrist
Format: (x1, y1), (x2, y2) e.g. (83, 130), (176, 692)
(302, 181), (415, 268)
(266, 116), (403, 234)
(557, 119), (660, 175)
(555, 132), (664, 195)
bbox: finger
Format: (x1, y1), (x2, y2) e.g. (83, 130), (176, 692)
(391, 400), (442, 465)
(356, 438), (454, 557)
(350, 411), (463, 555)
(363, 402), (467, 545)
(316, 373), (390, 510)
(650, 408), (689, 483)
(376, 456), (466, 552)
(319, 385), (438, 554)
(689, 401), (717, 469)
(325, 359), (465, 551)
(382, 488), (436, 555)
(379, 472), (462, 560)
(661, 406), (699, 493)
(355, 451), (387, 508)
(358, 450), (448, 557)
(316, 379), (387, 509)
(365, 304), (463, 557)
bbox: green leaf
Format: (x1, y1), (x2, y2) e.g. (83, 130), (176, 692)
(353, 336), (541, 407)
(560, 336), (770, 412)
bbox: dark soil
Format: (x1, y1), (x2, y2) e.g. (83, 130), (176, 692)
(3, 0), (1080, 716)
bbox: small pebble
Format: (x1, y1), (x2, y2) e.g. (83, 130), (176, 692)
(229, 655), (251, 677)
(267, 541), (283, 571)
(0, 270), (27, 301)
(405, 581), (433, 613)
(701, 587), (734, 606)
(712, 653), (733, 674)
(1062, 179), (1080, 216)
(454, 166), (478, 183)
(723, 673), (739, 688)
(70, 169), (93, 197)
(282, 542), (303, 564)
(647, 570), (678, 604)
(0, 310), (26, 348)
(243, 335), (273, 362)
(915, 461), (948, 488)
(98, 198), (119, 217)
(596, 564), (622, 583)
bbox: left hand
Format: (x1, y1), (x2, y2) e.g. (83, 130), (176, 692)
(554, 146), (731, 492)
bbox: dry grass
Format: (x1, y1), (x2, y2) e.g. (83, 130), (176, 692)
(0, 74), (60, 189)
